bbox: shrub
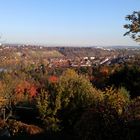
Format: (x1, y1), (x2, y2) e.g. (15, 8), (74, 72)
(125, 96), (140, 121)
(103, 87), (130, 115)
(7, 120), (44, 136)
(108, 65), (140, 98)
(74, 87), (130, 140)
(43, 116), (60, 132)
(74, 108), (128, 140)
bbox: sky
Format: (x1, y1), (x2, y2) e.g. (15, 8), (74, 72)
(0, 0), (140, 46)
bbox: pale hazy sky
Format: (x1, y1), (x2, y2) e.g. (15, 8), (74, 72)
(0, 0), (140, 46)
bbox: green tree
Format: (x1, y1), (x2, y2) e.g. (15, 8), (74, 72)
(74, 87), (130, 140)
(35, 84), (61, 132)
(57, 69), (102, 129)
(108, 65), (140, 98)
(124, 11), (140, 42)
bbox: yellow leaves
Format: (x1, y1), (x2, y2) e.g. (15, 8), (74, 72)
(62, 69), (78, 78)
(58, 69), (102, 109)
(103, 87), (130, 115)
(0, 97), (8, 107)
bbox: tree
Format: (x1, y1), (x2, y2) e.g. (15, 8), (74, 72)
(58, 69), (102, 109)
(57, 69), (102, 129)
(0, 73), (18, 107)
(35, 84), (61, 132)
(74, 87), (130, 140)
(103, 87), (130, 115)
(124, 11), (140, 42)
(108, 65), (140, 98)
(15, 80), (37, 105)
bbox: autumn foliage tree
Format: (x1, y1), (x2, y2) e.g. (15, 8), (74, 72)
(57, 69), (102, 129)
(74, 87), (130, 140)
(35, 81), (61, 132)
(0, 73), (19, 108)
(103, 87), (130, 115)
(15, 80), (37, 105)
(35, 69), (103, 131)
